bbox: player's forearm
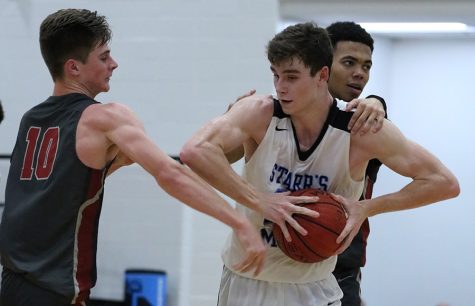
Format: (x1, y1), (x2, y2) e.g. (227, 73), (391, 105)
(364, 170), (459, 217)
(156, 161), (253, 229)
(180, 141), (263, 213)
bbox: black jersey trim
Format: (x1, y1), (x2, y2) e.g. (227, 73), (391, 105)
(294, 100), (339, 161)
(272, 99), (352, 161)
(328, 101), (352, 133)
(273, 99), (289, 118)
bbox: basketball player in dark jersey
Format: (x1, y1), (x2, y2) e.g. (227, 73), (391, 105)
(326, 21), (386, 306)
(0, 9), (322, 306)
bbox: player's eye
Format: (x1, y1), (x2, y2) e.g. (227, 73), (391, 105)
(342, 60), (354, 66)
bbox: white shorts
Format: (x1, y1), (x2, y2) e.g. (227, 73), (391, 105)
(218, 266), (342, 306)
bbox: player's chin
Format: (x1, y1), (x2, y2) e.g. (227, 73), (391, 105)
(102, 83), (111, 92)
(346, 88), (362, 100)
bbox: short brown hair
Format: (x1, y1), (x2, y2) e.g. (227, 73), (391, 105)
(267, 22), (333, 76)
(39, 9), (112, 80)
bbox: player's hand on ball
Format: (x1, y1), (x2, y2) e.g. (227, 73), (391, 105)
(259, 191), (320, 242)
(330, 193), (368, 254)
(232, 217), (267, 276)
(273, 189), (347, 263)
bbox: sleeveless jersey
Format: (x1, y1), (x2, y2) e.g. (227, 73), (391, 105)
(336, 96), (387, 271)
(0, 93), (109, 304)
(334, 159), (381, 271)
(221, 99), (364, 283)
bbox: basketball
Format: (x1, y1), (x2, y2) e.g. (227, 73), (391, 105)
(272, 188), (347, 263)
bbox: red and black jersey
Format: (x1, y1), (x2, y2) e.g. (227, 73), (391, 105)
(335, 95), (387, 271)
(0, 93), (109, 304)
(335, 159), (382, 271)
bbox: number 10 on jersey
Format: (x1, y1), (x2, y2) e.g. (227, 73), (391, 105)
(20, 126), (60, 180)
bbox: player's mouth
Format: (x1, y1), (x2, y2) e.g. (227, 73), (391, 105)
(280, 99), (293, 104)
(347, 83), (363, 94)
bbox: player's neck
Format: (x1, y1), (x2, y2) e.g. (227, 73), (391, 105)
(291, 93), (332, 149)
(52, 81), (95, 98)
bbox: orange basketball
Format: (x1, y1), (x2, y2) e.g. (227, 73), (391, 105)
(273, 188), (347, 263)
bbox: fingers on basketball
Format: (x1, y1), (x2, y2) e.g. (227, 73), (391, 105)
(273, 188), (347, 263)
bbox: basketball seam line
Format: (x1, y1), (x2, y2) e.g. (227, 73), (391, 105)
(298, 215), (345, 236)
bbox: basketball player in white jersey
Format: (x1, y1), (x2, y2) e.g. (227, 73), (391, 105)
(180, 22), (459, 306)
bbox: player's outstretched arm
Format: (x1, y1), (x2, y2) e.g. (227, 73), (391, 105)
(363, 120), (459, 214)
(77, 103), (266, 275)
(180, 95), (320, 241)
(334, 119), (459, 253)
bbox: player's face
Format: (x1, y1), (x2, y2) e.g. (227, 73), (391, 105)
(328, 41), (372, 102)
(78, 43), (118, 97)
(271, 58), (323, 114)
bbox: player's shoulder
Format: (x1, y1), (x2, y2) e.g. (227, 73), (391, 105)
(231, 94), (275, 119)
(235, 94), (273, 109)
(86, 102), (134, 119)
(80, 101), (138, 130)
(95, 101), (132, 112)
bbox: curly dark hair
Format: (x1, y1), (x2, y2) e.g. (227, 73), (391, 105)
(39, 9), (112, 81)
(326, 21), (374, 52)
(267, 22), (333, 76)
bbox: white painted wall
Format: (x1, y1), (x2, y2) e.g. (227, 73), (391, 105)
(361, 36), (474, 306)
(1, 1), (473, 306)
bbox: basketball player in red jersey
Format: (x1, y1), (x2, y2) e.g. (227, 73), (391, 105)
(0, 9), (319, 306)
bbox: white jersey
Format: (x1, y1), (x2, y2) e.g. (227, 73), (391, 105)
(222, 99), (364, 284)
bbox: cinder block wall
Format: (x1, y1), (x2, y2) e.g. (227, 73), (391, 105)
(0, 1), (277, 306)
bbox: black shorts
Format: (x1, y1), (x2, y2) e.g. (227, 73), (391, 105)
(332, 268), (362, 306)
(0, 268), (87, 306)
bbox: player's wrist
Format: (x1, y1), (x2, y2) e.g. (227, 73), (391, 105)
(231, 214), (253, 233)
(241, 189), (265, 214)
(360, 199), (376, 218)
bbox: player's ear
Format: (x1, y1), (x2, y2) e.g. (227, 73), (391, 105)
(64, 59), (80, 77)
(318, 66), (330, 82)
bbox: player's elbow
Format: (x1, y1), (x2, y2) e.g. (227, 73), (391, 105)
(446, 175), (460, 199)
(179, 139), (201, 169)
(438, 171), (460, 200)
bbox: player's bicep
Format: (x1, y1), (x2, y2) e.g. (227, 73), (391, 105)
(99, 104), (169, 168)
(189, 104), (255, 155)
(374, 123), (439, 179)
(109, 123), (173, 174)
